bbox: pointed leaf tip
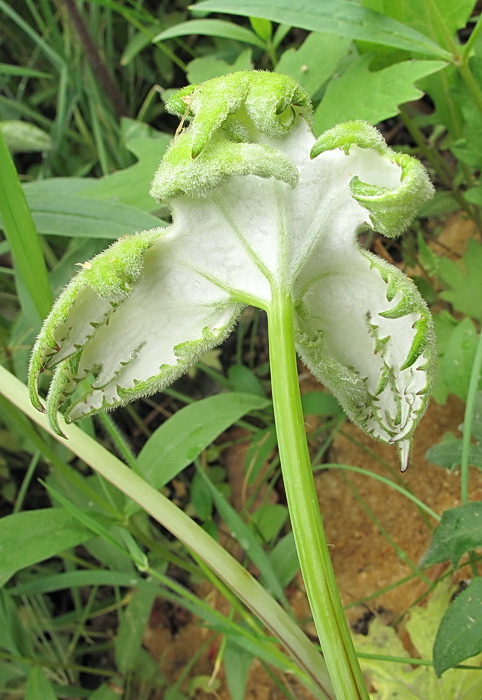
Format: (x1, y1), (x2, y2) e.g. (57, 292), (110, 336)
(398, 440), (411, 472)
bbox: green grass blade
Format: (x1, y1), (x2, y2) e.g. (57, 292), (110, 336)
(0, 64), (52, 79)
(0, 131), (52, 322)
(0, 1), (66, 70)
(0, 365), (334, 699)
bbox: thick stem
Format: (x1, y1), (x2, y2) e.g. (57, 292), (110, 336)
(267, 286), (368, 699)
(461, 329), (482, 505)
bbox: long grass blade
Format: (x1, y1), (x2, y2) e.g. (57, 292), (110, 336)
(0, 131), (52, 322)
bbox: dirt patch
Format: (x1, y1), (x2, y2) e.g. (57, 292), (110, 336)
(143, 371), (482, 698)
(317, 395), (482, 626)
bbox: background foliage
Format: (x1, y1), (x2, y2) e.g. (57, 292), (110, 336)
(1, 0), (482, 697)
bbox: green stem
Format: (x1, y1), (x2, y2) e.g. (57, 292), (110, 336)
(0, 364), (333, 700)
(422, 0), (482, 118)
(460, 329), (482, 505)
(267, 287), (368, 700)
(462, 13), (482, 61)
(422, 0), (460, 56)
(460, 328), (482, 578)
(456, 59), (482, 118)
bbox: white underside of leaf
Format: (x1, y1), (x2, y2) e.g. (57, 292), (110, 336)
(64, 240), (240, 417)
(296, 256), (428, 444)
(49, 286), (113, 366)
(34, 115), (433, 448)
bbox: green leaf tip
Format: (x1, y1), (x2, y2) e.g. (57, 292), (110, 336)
(312, 121), (434, 237)
(310, 121), (389, 158)
(151, 71), (311, 200)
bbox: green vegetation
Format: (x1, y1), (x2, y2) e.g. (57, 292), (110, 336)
(1, 1), (482, 698)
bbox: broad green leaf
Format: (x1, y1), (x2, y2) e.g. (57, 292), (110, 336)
(250, 17), (272, 41)
(224, 639), (253, 700)
(250, 503), (288, 542)
(431, 311), (458, 403)
(227, 364), (266, 397)
(354, 580), (482, 698)
(269, 532), (299, 587)
(20, 122), (170, 213)
(0, 120), (51, 153)
(313, 56), (447, 133)
(0, 131), (51, 325)
(25, 667), (57, 700)
(153, 19), (266, 49)
(433, 577), (482, 677)
(18, 191), (163, 239)
(301, 391), (343, 416)
(439, 238), (482, 321)
(422, 502), (482, 566)
(0, 509), (96, 585)
(192, 0), (450, 58)
(465, 184), (482, 205)
(426, 434), (482, 470)
(89, 684), (125, 700)
(115, 586), (158, 673)
(19, 122), (170, 214)
(137, 393), (270, 489)
(187, 49), (253, 84)
(361, 0), (476, 48)
(441, 317), (479, 400)
(80, 120), (172, 211)
(276, 32), (352, 97)
(427, 392), (482, 469)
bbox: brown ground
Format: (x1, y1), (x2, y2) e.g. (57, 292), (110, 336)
(143, 396), (482, 699)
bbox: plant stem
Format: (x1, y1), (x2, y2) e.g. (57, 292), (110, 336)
(267, 286), (368, 700)
(456, 59), (482, 117)
(0, 364), (333, 700)
(460, 329), (482, 505)
(423, 0), (482, 120)
(462, 12), (482, 61)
